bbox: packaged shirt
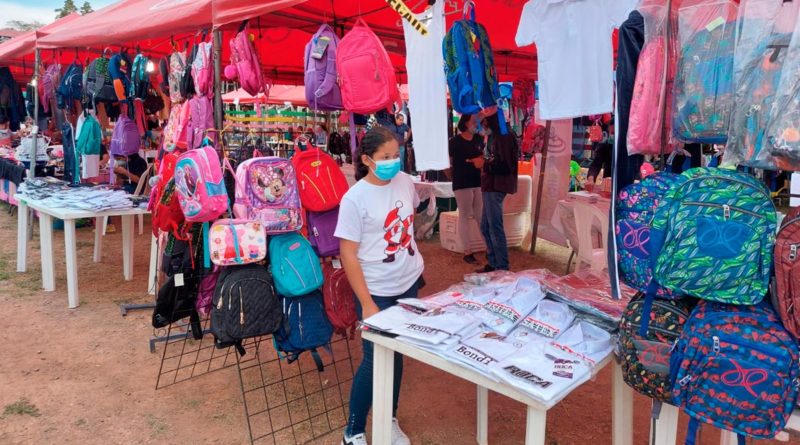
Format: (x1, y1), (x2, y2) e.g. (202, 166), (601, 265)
(334, 172), (424, 297)
(403, 1), (450, 171)
(491, 342), (591, 403)
(398, 289), (467, 311)
(481, 277), (546, 335)
(517, 299), (575, 340)
(453, 287), (496, 313)
(396, 307), (479, 345)
(551, 321), (613, 366)
(447, 329), (528, 376)
(515, 0), (637, 119)
(362, 304), (425, 333)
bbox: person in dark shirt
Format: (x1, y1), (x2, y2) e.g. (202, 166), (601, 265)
(478, 111), (519, 273)
(449, 113), (485, 265)
(114, 152), (148, 194)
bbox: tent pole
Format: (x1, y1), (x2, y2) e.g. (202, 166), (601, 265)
(212, 29), (224, 133)
(529, 120), (552, 255)
(31, 48), (41, 179)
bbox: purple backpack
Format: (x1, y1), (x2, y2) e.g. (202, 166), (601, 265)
(110, 116), (141, 156)
(304, 24), (343, 111)
(307, 207), (340, 257)
(188, 96), (214, 149)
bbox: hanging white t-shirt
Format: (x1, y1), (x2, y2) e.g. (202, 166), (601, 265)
(335, 172), (424, 297)
(403, 1), (449, 171)
(515, 0), (638, 120)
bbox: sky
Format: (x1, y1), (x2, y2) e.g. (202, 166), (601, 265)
(1, 0), (116, 26)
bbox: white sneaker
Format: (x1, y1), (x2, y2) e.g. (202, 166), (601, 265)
(342, 433), (369, 445)
(391, 418), (411, 445)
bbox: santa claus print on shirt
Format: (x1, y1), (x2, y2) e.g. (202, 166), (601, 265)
(383, 200), (416, 263)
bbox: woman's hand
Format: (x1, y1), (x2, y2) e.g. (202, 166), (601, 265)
(361, 300), (381, 320)
(470, 156), (485, 169)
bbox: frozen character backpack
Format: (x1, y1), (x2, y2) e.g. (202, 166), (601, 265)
(233, 157), (303, 234)
(174, 145), (228, 223)
(337, 19), (399, 114)
(304, 24), (343, 111)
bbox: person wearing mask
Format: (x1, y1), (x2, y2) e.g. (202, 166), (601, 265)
(335, 127), (422, 445)
(477, 111), (519, 273)
(391, 113), (411, 172)
(314, 124), (328, 147)
(449, 114), (485, 265)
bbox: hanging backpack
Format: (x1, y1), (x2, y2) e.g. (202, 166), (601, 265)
(76, 113), (102, 156)
(273, 291), (333, 371)
(616, 172), (681, 294)
(211, 264), (282, 355)
(226, 22), (267, 97)
(187, 95), (214, 149)
(192, 40), (214, 98)
(168, 51), (187, 104)
(772, 207), (800, 339)
(304, 24), (343, 111)
(617, 294), (694, 404)
(57, 62), (83, 111)
(208, 219), (267, 267)
(152, 230), (204, 339)
(129, 54), (151, 100)
(322, 262), (357, 338)
(174, 145), (228, 222)
(307, 207), (340, 258)
(108, 52), (132, 101)
(61, 121), (79, 185)
(180, 43), (197, 99)
(337, 19), (399, 114)
(144, 88), (165, 115)
(109, 115), (141, 156)
(291, 138), (349, 212)
(628, 35), (674, 156)
(152, 178), (187, 238)
(269, 233), (324, 298)
(159, 56), (171, 96)
(648, 167), (776, 305)
(84, 57), (117, 103)
(40, 63), (61, 114)
(233, 157), (303, 234)
(442, 7), (507, 133)
(670, 300), (800, 443)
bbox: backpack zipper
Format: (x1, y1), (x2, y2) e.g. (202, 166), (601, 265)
(679, 175), (773, 204)
(283, 258), (307, 288)
(683, 201), (765, 220)
(326, 167), (340, 200)
(308, 251), (320, 283)
(240, 288), (245, 325)
(301, 172), (326, 202)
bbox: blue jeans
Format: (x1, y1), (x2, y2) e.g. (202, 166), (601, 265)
(399, 145), (406, 172)
(480, 191), (509, 270)
(346, 282), (419, 437)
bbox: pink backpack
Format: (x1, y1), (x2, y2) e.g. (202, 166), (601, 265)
(41, 64), (61, 114)
(226, 23), (266, 97)
(188, 96), (214, 149)
(337, 19), (399, 114)
(192, 41), (213, 98)
(627, 37), (671, 155)
(174, 145), (228, 222)
(233, 157), (303, 234)
(173, 100), (192, 150)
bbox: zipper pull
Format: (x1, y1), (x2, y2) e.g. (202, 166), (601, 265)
(791, 244), (797, 261)
(240, 289), (245, 325)
(722, 204), (731, 220)
(712, 336), (720, 354)
(679, 375), (692, 386)
(217, 295), (224, 310)
(313, 227), (319, 237)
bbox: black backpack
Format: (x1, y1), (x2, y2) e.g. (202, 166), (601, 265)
(152, 231), (204, 339)
(84, 57), (117, 103)
(158, 56), (170, 96)
(211, 264), (283, 355)
(179, 44), (197, 99)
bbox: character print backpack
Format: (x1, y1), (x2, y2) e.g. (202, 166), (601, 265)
(617, 294), (694, 404)
(208, 219), (267, 267)
(192, 40), (214, 98)
(273, 291), (333, 371)
(615, 172), (681, 294)
(322, 262), (357, 338)
(268, 233), (324, 298)
(40, 63), (61, 114)
(291, 138), (349, 212)
(304, 24), (343, 111)
(168, 51), (187, 103)
(233, 157), (303, 233)
(648, 167), (776, 305)
(670, 300), (800, 443)
(174, 145), (228, 222)
(772, 207), (800, 339)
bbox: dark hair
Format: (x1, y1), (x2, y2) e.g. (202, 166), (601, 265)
(457, 114), (473, 133)
(0, 109), (8, 125)
(355, 127), (397, 181)
(484, 113), (502, 135)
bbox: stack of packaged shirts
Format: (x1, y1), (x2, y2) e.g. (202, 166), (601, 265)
(480, 277), (546, 335)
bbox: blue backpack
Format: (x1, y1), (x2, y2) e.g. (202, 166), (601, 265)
(273, 291), (333, 371)
(269, 233), (324, 298)
(442, 7), (507, 134)
(670, 301), (800, 444)
(57, 62), (83, 111)
(615, 172), (681, 294)
(129, 54), (151, 100)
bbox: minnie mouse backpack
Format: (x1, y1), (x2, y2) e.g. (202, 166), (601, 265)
(233, 157), (303, 234)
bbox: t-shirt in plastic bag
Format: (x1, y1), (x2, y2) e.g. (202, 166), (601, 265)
(765, 10), (800, 170)
(396, 307), (480, 345)
(361, 304), (426, 333)
(516, 299), (576, 340)
(447, 330), (527, 377)
(481, 277), (546, 335)
(551, 321), (613, 366)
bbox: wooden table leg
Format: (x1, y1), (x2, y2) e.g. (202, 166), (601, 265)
(93, 217), (103, 263)
(612, 361), (634, 445)
(64, 219), (79, 308)
(477, 386), (489, 445)
(39, 213), (55, 291)
(16, 201), (28, 273)
(121, 215), (134, 281)
(372, 343), (394, 445)
(524, 405), (546, 445)
(654, 404), (679, 445)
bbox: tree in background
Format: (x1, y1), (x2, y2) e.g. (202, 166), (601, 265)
(80, 2), (94, 15)
(55, 0), (79, 19)
(4, 20), (45, 31)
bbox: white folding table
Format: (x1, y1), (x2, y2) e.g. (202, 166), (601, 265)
(15, 194), (155, 308)
(363, 330), (634, 445)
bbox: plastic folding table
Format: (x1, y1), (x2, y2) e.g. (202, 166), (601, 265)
(15, 194), (155, 308)
(363, 330), (634, 445)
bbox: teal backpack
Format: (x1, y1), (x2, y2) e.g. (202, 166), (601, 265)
(648, 167), (776, 304)
(269, 233), (324, 298)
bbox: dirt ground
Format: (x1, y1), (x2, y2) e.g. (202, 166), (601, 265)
(0, 204), (794, 445)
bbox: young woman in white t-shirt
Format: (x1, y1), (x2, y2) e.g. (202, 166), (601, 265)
(335, 127), (424, 445)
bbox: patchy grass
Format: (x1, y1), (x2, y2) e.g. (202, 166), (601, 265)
(185, 399), (201, 409)
(144, 413), (168, 436)
(0, 257), (11, 282)
(3, 398), (41, 418)
(74, 418), (87, 428)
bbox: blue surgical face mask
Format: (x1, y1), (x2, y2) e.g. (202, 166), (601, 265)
(370, 157), (402, 181)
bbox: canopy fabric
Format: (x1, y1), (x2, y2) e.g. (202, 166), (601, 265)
(212, 0), (308, 28)
(0, 13), (83, 62)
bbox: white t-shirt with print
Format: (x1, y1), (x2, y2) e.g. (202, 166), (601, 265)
(515, 0), (637, 120)
(335, 172), (424, 297)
